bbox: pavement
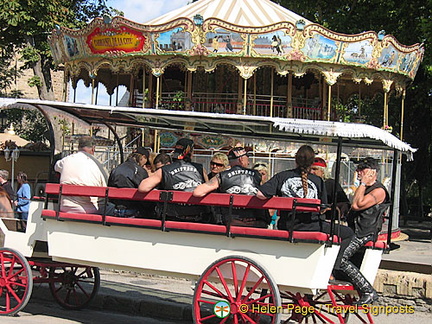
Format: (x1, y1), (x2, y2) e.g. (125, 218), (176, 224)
(29, 219), (432, 323)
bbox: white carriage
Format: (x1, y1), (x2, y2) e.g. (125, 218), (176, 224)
(0, 100), (416, 323)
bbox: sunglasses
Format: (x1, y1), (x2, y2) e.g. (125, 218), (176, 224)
(253, 163), (267, 168)
(210, 161), (225, 167)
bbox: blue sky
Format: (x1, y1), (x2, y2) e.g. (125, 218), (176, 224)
(107, 0), (190, 23)
(71, 0), (190, 105)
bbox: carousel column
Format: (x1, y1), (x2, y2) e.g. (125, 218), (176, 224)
(323, 70), (341, 121)
(129, 74), (135, 107)
(62, 72), (68, 102)
(400, 89), (406, 140)
(253, 73), (257, 116)
(187, 71), (193, 111)
(382, 79), (393, 128)
(148, 73), (154, 107)
(270, 68), (274, 117)
(115, 74), (119, 106)
(327, 84), (332, 121)
(90, 73), (97, 105)
(243, 78), (248, 115)
(237, 75), (242, 114)
(286, 72), (293, 118)
(155, 76), (160, 108)
(142, 68), (146, 108)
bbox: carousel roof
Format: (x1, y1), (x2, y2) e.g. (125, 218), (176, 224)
(145, 0), (312, 27)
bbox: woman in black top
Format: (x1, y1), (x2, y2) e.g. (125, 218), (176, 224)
(256, 145), (354, 279)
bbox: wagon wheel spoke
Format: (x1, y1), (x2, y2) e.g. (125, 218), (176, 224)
(193, 255), (281, 324)
(0, 248), (33, 316)
(49, 266), (100, 310)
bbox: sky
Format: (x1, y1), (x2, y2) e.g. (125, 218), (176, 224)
(70, 0), (191, 105)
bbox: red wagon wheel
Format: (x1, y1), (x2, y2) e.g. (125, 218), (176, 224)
(281, 283), (374, 324)
(0, 248), (33, 316)
(49, 265), (100, 310)
(193, 255), (281, 324)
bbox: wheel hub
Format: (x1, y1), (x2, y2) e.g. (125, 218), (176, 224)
(0, 278), (6, 286)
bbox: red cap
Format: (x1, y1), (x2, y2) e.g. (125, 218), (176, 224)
(312, 157), (327, 168)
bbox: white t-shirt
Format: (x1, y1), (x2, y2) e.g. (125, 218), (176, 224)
(54, 151), (107, 213)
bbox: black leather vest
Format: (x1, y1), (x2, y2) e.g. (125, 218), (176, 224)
(349, 181), (391, 239)
(161, 160), (204, 192)
(219, 165), (261, 194)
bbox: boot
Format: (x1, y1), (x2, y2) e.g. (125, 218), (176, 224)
(355, 289), (378, 305)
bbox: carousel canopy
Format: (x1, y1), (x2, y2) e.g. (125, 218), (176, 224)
(49, 0), (424, 87)
(0, 98), (417, 160)
(145, 0), (312, 27)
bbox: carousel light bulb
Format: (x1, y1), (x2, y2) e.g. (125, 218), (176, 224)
(103, 15), (112, 24)
(296, 19), (306, 31)
(377, 30), (386, 41)
(193, 14), (204, 27)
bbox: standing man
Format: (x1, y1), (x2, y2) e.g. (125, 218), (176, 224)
(340, 157), (391, 305)
(138, 138), (210, 222)
(54, 136), (111, 214)
(194, 147), (270, 228)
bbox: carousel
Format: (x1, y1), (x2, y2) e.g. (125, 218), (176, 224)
(49, 0), (423, 136)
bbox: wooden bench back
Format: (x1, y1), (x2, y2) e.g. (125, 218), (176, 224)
(42, 183), (341, 244)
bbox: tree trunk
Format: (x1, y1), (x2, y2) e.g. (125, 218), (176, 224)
(25, 37), (55, 100)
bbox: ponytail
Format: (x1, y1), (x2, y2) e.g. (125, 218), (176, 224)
(295, 145), (315, 198)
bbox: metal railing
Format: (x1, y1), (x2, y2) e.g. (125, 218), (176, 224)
(133, 91), (323, 120)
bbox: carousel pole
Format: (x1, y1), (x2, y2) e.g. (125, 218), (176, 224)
(115, 74), (119, 106)
(383, 91), (388, 127)
(243, 78), (247, 115)
(142, 68), (146, 108)
(270, 68), (274, 117)
(95, 82), (99, 105)
(253, 73), (257, 116)
(327, 84), (332, 121)
(91, 77), (95, 105)
(287, 72), (292, 118)
(129, 74), (135, 107)
(62, 73), (68, 102)
(156, 76), (160, 109)
(400, 89), (406, 140)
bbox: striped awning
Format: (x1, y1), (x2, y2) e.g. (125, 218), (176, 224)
(145, 0), (311, 27)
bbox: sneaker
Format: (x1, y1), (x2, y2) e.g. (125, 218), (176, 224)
(355, 290), (378, 305)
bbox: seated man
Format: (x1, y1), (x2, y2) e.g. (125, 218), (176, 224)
(138, 138), (211, 222)
(194, 147), (270, 228)
(54, 136), (114, 215)
(108, 147), (155, 218)
(310, 157), (351, 220)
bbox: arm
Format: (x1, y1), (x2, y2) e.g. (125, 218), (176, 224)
(256, 190), (268, 200)
(138, 169), (162, 193)
(193, 175), (219, 197)
(351, 170), (385, 210)
(54, 159), (63, 173)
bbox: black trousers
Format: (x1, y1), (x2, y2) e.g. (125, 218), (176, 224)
(338, 234), (376, 294)
(278, 218), (355, 269)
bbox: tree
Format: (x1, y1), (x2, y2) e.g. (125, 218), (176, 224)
(0, 0), (116, 100)
(279, 0), (432, 207)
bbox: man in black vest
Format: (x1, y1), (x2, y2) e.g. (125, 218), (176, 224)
(108, 147), (153, 217)
(138, 138), (210, 222)
(340, 157), (391, 305)
(194, 147), (270, 228)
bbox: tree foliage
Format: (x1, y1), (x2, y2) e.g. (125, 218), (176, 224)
(0, 0), (116, 99)
(279, 0), (432, 205)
